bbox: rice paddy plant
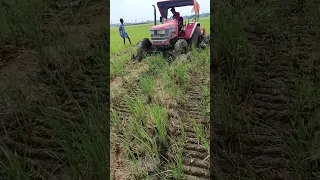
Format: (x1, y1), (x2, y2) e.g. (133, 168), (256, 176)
(124, 105), (160, 161)
(170, 147), (184, 179)
(124, 95), (149, 127)
(124, 119), (160, 178)
(147, 55), (169, 75)
(122, 131), (140, 167)
(139, 74), (156, 102)
(173, 63), (189, 92)
(69, 0), (96, 24)
(0, 147), (28, 180)
(161, 68), (185, 103)
(165, 136), (185, 179)
(151, 105), (168, 143)
(192, 119), (209, 154)
(41, 103), (109, 179)
(214, 85), (240, 134)
(12, 0), (46, 52)
(110, 54), (130, 78)
(110, 108), (121, 126)
(0, 6), (9, 43)
(201, 85), (210, 116)
(213, 7), (250, 78)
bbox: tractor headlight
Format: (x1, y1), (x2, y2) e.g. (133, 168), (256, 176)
(158, 30), (166, 34)
(150, 30), (155, 35)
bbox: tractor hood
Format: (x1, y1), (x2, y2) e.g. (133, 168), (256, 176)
(150, 19), (177, 30)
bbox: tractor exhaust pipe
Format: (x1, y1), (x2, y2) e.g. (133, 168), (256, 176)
(152, 5), (156, 25)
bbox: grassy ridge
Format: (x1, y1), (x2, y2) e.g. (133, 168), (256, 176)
(110, 17), (210, 179)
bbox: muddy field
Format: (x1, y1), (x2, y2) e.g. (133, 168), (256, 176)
(0, 0), (109, 179)
(212, 0), (319, 179)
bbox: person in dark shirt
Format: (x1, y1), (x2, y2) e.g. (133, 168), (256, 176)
(170, 7), (181, 20)
(170, 8), (183, 31)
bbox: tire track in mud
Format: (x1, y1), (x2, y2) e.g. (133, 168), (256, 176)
(110, 80), (147, 178)
(180, 76), (210, 180)
(0, 39), (108, 180)
(0, 106), (65, 178)
(111, 81), (141, 118)
(0, 62), (109, 179)
(244, 17), (316, 179)
(213, 14), (318, 179)
(243, 25), (296, 179)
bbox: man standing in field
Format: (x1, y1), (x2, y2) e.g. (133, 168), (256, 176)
(119, 18), (132, 45)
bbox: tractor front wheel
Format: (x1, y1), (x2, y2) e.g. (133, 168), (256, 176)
(136, 38), (152, 60)
(174, 39), (188, 56)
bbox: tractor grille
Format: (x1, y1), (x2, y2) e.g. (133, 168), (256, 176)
(151, 36), (169, 40)
(151, 35), (169, 44)
(152, 29), (169, 35)
(151, 34), (168, 38)
(150, 29), (170, 44)
(151, 37), (168, 44)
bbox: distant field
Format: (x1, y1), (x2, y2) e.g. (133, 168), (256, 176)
(110, 17), (210, 54)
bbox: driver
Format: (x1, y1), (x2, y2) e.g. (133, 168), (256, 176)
(170, 7), (183, 31)
(170, 7), (181, 20)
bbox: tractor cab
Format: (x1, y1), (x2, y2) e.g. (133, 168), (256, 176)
(149, 0), (205, 48)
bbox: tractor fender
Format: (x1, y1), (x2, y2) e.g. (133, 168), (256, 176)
(184, 22), (200, 39)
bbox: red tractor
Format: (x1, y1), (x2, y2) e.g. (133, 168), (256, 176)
(135, 0), (208, 60)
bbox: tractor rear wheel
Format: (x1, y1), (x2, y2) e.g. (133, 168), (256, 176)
(174, 39), (188, 56)
(200, 34), (210, 49)
(136, 38), (152, 59)
(189, 26), (201, 49)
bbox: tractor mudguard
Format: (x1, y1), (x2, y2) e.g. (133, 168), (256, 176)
(184, 22), (200, 39)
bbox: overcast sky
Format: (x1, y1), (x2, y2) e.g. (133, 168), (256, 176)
(110, 0), (210, 23)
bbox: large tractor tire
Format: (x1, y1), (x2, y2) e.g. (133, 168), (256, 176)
(136, 38), (152, 60)
(174, 39), (188, 56)
(189, 26), (201, 49)
(202, 34), (210, 44)
(200, 34), (210, 49)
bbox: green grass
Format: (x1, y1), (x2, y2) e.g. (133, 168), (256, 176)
(192, 119), (210, 154)
(0, 0), (110, 179)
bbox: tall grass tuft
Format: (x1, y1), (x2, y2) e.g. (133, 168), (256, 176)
(151, 105), (168, 143)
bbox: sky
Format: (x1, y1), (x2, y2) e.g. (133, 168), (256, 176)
(110, 0), (210, 24)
